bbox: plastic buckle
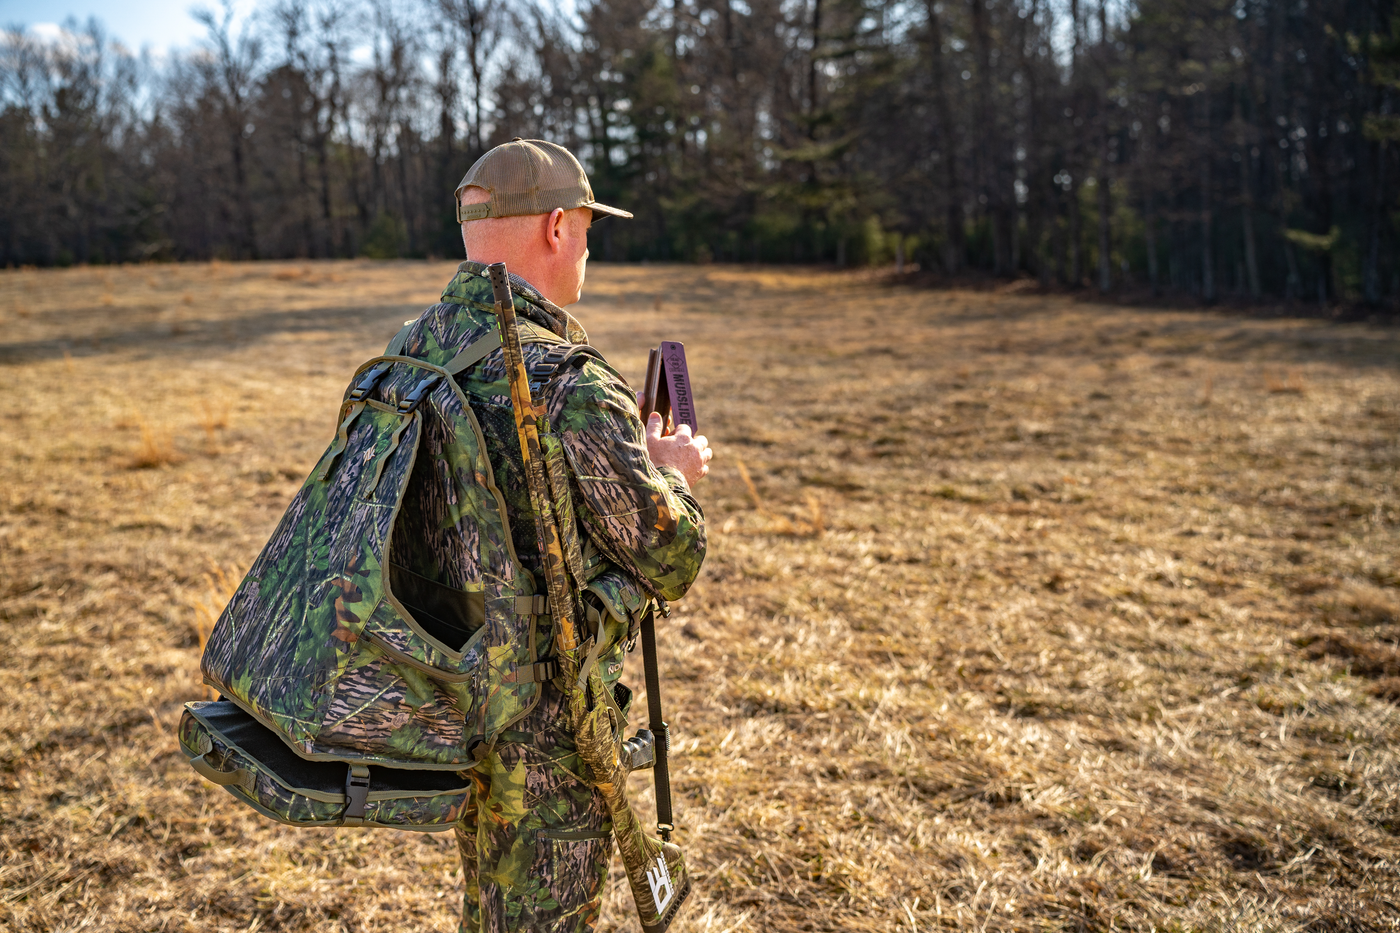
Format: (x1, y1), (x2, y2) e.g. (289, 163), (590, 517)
(349, 364), (391, 401)
(397, 375), (442, 414)
(528, 346), (572, 394)
(343, 764), (371, 822)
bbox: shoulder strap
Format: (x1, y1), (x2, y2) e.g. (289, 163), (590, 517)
(384, 320), (415, 357)
(444, 331), (501, 376)
(440, 319), (574, 380)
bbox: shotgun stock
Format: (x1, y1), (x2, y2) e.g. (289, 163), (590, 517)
(487, 263), (690, 933)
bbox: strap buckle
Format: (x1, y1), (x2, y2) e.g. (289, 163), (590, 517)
(506, 658), (558, 683)
(397, 375), (442, 414)
(349, 364), (391, 401)
(343, 764), (371, 823)
(528, 345), (574, 395)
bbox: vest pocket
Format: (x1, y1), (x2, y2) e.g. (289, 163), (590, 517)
(388, 561), (485, 652)
(536, 829), (612, 919)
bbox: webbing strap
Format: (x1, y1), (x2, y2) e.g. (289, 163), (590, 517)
(317, 402), (366, 481)
(575, 634), (606, 690)
(513, 594), (547, 615)
(363, 412), (416, 501)
(505, 659), (559, 684)
(640, 604), (674, 838)
(445, 330), (503, 376)
(384, 321), (415, 357)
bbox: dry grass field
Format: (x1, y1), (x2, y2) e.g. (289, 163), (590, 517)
(2, 260), (1398, 933)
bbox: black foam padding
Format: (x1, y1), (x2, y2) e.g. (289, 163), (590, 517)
(194, 700), (471, 793)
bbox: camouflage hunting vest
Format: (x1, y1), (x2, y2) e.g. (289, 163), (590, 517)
(201, 303), (605, 770)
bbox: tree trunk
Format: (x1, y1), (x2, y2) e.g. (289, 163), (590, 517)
(1031, 208), (1049, 286)
(1056, 207), (1068, 284)
(231, 126), (258, 259)
(1240, 143), (1261, 300)
(1096, 0), (1111, 293)
(1364, 139), (1386, 305)
(1144, 195), (1159, 294)
(808, 0), (822, 127)
(1284, 239), (1301, 300)
(316, 130), (335, 255)
(971, 0), (1007, 274)
(297, 133), (313, 259)
(396, 129), (413, 253)
(1068, 178), (1081, 286)
(1168, 220), (1179, 290)
(1234, 89), (1261, 300)
(926, 0), (964, 272)
(1200, 158), (1215, 304)
(1097, 144), (1111, 292)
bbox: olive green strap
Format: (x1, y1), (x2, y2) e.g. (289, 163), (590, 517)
(363, 411), (416, 501)
(513, 594), (548, 615)
(317, 401), (366, 481)
(384, 321), (415, 356)
(575, 634), (607, 690)
(445, 330), (503, 376)
(189, 752), (251, 789)
(504, 658), (560, 684)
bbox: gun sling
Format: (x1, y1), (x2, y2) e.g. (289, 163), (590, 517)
(640, 605), (674, 837)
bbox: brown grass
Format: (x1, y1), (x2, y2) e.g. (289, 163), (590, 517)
(1, 260), (1398, 932)
(732, 459), (824, 538)
(186, 565), (242, 699)
(128, 419), (184, 469)
(1265, 368), (1308, 394)
(197, 397), (232, 453)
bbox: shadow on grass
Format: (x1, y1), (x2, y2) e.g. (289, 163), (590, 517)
(0, 302), (416, 367)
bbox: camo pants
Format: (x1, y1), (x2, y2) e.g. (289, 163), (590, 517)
(456, 682), (613, 933)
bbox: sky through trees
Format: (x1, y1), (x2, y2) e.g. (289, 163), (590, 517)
(1, 0), (1396, 305)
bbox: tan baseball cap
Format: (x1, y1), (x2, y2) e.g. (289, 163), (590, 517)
(454, 138), (633, 223)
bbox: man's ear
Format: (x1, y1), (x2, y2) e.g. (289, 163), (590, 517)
(545, 208), (566, 254)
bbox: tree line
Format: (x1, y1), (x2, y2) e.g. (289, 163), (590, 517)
(1, 0), (1396, 305)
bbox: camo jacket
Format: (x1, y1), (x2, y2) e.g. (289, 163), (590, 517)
(397, 261), (706, 610)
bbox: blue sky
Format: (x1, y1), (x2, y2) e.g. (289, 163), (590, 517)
(0, 0), (255, 55)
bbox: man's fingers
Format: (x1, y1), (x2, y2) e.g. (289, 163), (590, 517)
(673, 423), (693, 441)
(645, 412), (663, 441)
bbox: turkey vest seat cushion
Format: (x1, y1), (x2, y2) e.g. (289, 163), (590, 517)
(201, 297), (614, 771)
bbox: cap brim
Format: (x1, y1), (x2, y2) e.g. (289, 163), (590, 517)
(587, 201), (633, 221)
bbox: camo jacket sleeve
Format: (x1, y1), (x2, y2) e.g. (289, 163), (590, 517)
(543, 356), (706, 602)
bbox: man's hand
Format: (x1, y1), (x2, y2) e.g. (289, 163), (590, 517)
(645, 412), (712, 487)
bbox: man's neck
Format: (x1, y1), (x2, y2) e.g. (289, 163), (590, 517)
(454, 261), (589, 345)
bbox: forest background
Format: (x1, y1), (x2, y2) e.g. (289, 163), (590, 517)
(2, 0), (1399, 307)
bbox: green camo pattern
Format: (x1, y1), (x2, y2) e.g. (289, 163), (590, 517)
(437, 263), (707, 603)
(177, 701), (473, 830)
(201, 262), (705, 772)
(456, 682), (615, 932)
